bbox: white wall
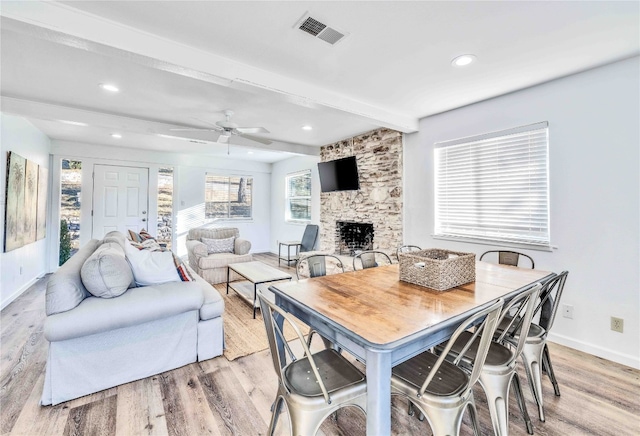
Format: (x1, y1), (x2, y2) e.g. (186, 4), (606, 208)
(404, 57), (640, 368)
(0, 114), (52, 308)
(50, 141), (272, 266)
(270, 156), (321, 254)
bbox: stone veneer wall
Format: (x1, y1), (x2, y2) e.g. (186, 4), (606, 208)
(319, 128), (403, 254)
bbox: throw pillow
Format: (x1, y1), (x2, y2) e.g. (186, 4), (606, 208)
(81, 242), (134, 298)
(201, 236), (235, 254)
(128, 228), (155, 244)
(172, 253), (194, 282)
(124, 239), (181, 286)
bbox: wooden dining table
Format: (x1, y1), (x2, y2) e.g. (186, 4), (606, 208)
(269, 261), (553, 435)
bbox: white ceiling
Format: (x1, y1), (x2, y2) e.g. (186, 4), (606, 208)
(1, 1), (638, 163)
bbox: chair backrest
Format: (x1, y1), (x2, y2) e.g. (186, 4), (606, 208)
(300, 224), (319, 252)
(495, 283), (542, 364)
(480, 250), (535, 269)
(420, 298), (503, 397)
(187, 226), (239, 241)
(353, 250), (392, 270)
(257, 290), (333, 404)
(296, 254), (345, 280)
(396, 245), (422, 260)
(534, 271), (569, 332)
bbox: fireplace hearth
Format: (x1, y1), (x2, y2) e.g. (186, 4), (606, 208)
(336, 221), (374, 255)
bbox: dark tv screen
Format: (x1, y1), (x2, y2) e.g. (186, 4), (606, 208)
(318, 156), (360, 192)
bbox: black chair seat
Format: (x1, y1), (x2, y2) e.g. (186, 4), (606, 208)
(392, 351), (468, 397)
(284, 349), (364, 397)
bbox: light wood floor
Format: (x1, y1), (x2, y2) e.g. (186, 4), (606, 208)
(2, 252), (639, 436)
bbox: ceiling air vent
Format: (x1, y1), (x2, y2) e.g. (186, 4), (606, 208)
(296, 14), (348, 45)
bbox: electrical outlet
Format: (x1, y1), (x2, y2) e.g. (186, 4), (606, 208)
(611, 317), (624, 333)
(19, 266), (23, 275)
(562, 304), (573, 319)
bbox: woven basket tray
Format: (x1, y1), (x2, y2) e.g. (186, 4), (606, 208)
(398, 249), (476, 291)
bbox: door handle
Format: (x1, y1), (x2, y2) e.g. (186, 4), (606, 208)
(142, 218), (146, 222)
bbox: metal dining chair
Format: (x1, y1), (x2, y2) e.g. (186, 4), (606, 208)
(440, 282), (543, 436)
(258, 291), (367, 435)
(352, 250), (392, 270)
(295, 254), (345, 349)
(391, 298), (504, 436)
(296, 254), (345, 280)
(480, 250), (535, 269)
(396, 244), (422, 260)
(501, 271), (569, 422)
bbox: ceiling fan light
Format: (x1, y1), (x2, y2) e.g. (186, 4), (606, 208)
(451, 54), (477, 67)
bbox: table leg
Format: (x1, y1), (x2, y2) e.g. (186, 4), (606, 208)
(253, 283), (257, 319)
(365, 349), (392, 435)
(226, 266), (230, 294)
(278, 243), (282, 267)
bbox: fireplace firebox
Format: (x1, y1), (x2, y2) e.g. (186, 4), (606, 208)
(336, 221), (374, 255)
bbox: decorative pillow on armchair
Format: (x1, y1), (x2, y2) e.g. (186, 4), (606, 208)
(201, 236), (235, 254)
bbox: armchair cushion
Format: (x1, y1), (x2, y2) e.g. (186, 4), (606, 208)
(202, 236), (235, 254)
(198, 252), (252, 270)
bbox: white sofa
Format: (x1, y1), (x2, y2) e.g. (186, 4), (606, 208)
(186, 226), (253, 284)
(41, 231), (224, 406)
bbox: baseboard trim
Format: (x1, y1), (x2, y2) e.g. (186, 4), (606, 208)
(548, 332), (640, 370)
(0, 274), (43, 311)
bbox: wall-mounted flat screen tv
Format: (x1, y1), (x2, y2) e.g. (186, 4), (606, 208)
(318, 156), (360, 192)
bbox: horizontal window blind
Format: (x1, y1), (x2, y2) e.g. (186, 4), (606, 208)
(434, 122), (550, 247)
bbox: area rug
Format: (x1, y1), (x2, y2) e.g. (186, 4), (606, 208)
(216, 284), (307, 361)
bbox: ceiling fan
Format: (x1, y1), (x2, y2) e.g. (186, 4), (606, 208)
(170, 110), (272, 146)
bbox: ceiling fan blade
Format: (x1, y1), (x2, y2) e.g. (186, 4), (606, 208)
(235, 126), (270, 134)
(169, 128), (218, 132)
(239, 133), (273, 145)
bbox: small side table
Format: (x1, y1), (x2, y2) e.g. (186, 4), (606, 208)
(278, 241), (301, 267)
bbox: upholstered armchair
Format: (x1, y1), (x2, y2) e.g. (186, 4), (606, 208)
(186, 226), (253, 284)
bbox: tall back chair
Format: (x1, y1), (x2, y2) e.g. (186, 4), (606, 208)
(504, 271), (569, 422)
(258, 291), (367, 435)
(442, 283), (543, 436)
(397, 245), (422, 260)
(353, 250), (392, 270)
(299, 224), (319, 252)
(480, 250), (535, 269)
(391, 298), (504, 436)
(296, 254), (344, 280)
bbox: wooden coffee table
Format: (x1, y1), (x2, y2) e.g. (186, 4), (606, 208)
(226, 261), (292, 318)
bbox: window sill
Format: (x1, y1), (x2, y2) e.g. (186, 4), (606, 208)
(432, 235), (555, 252)
(285, 220), (311, 226)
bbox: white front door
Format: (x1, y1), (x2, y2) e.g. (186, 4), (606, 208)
(92, 164), (149, 239)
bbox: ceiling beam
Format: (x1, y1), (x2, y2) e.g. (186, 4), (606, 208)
(1, 1), (419, 133)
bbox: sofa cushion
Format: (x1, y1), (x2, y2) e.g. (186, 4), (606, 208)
(46, 239), (101, 316)
(124, 239), (181, 286)
(81, 242), (133, 298)
(202, 236), (235, 254)
(198, 252), (253, 269)
(44, 281), (204, 342)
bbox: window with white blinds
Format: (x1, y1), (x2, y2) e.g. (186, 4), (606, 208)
(434, 122), (550, 248)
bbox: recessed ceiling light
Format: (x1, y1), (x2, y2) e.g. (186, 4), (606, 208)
(451, 54), (477, 67)
(302, 125), (313, 131)
(99, 83), (120, 92)
(111, 133), (122, 139)
(58, 120), (88, 126)
(248, 151), (254, 154)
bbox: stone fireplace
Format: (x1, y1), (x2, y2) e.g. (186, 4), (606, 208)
(319, 128), (403, 255)
(336, 221), (374, 255)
